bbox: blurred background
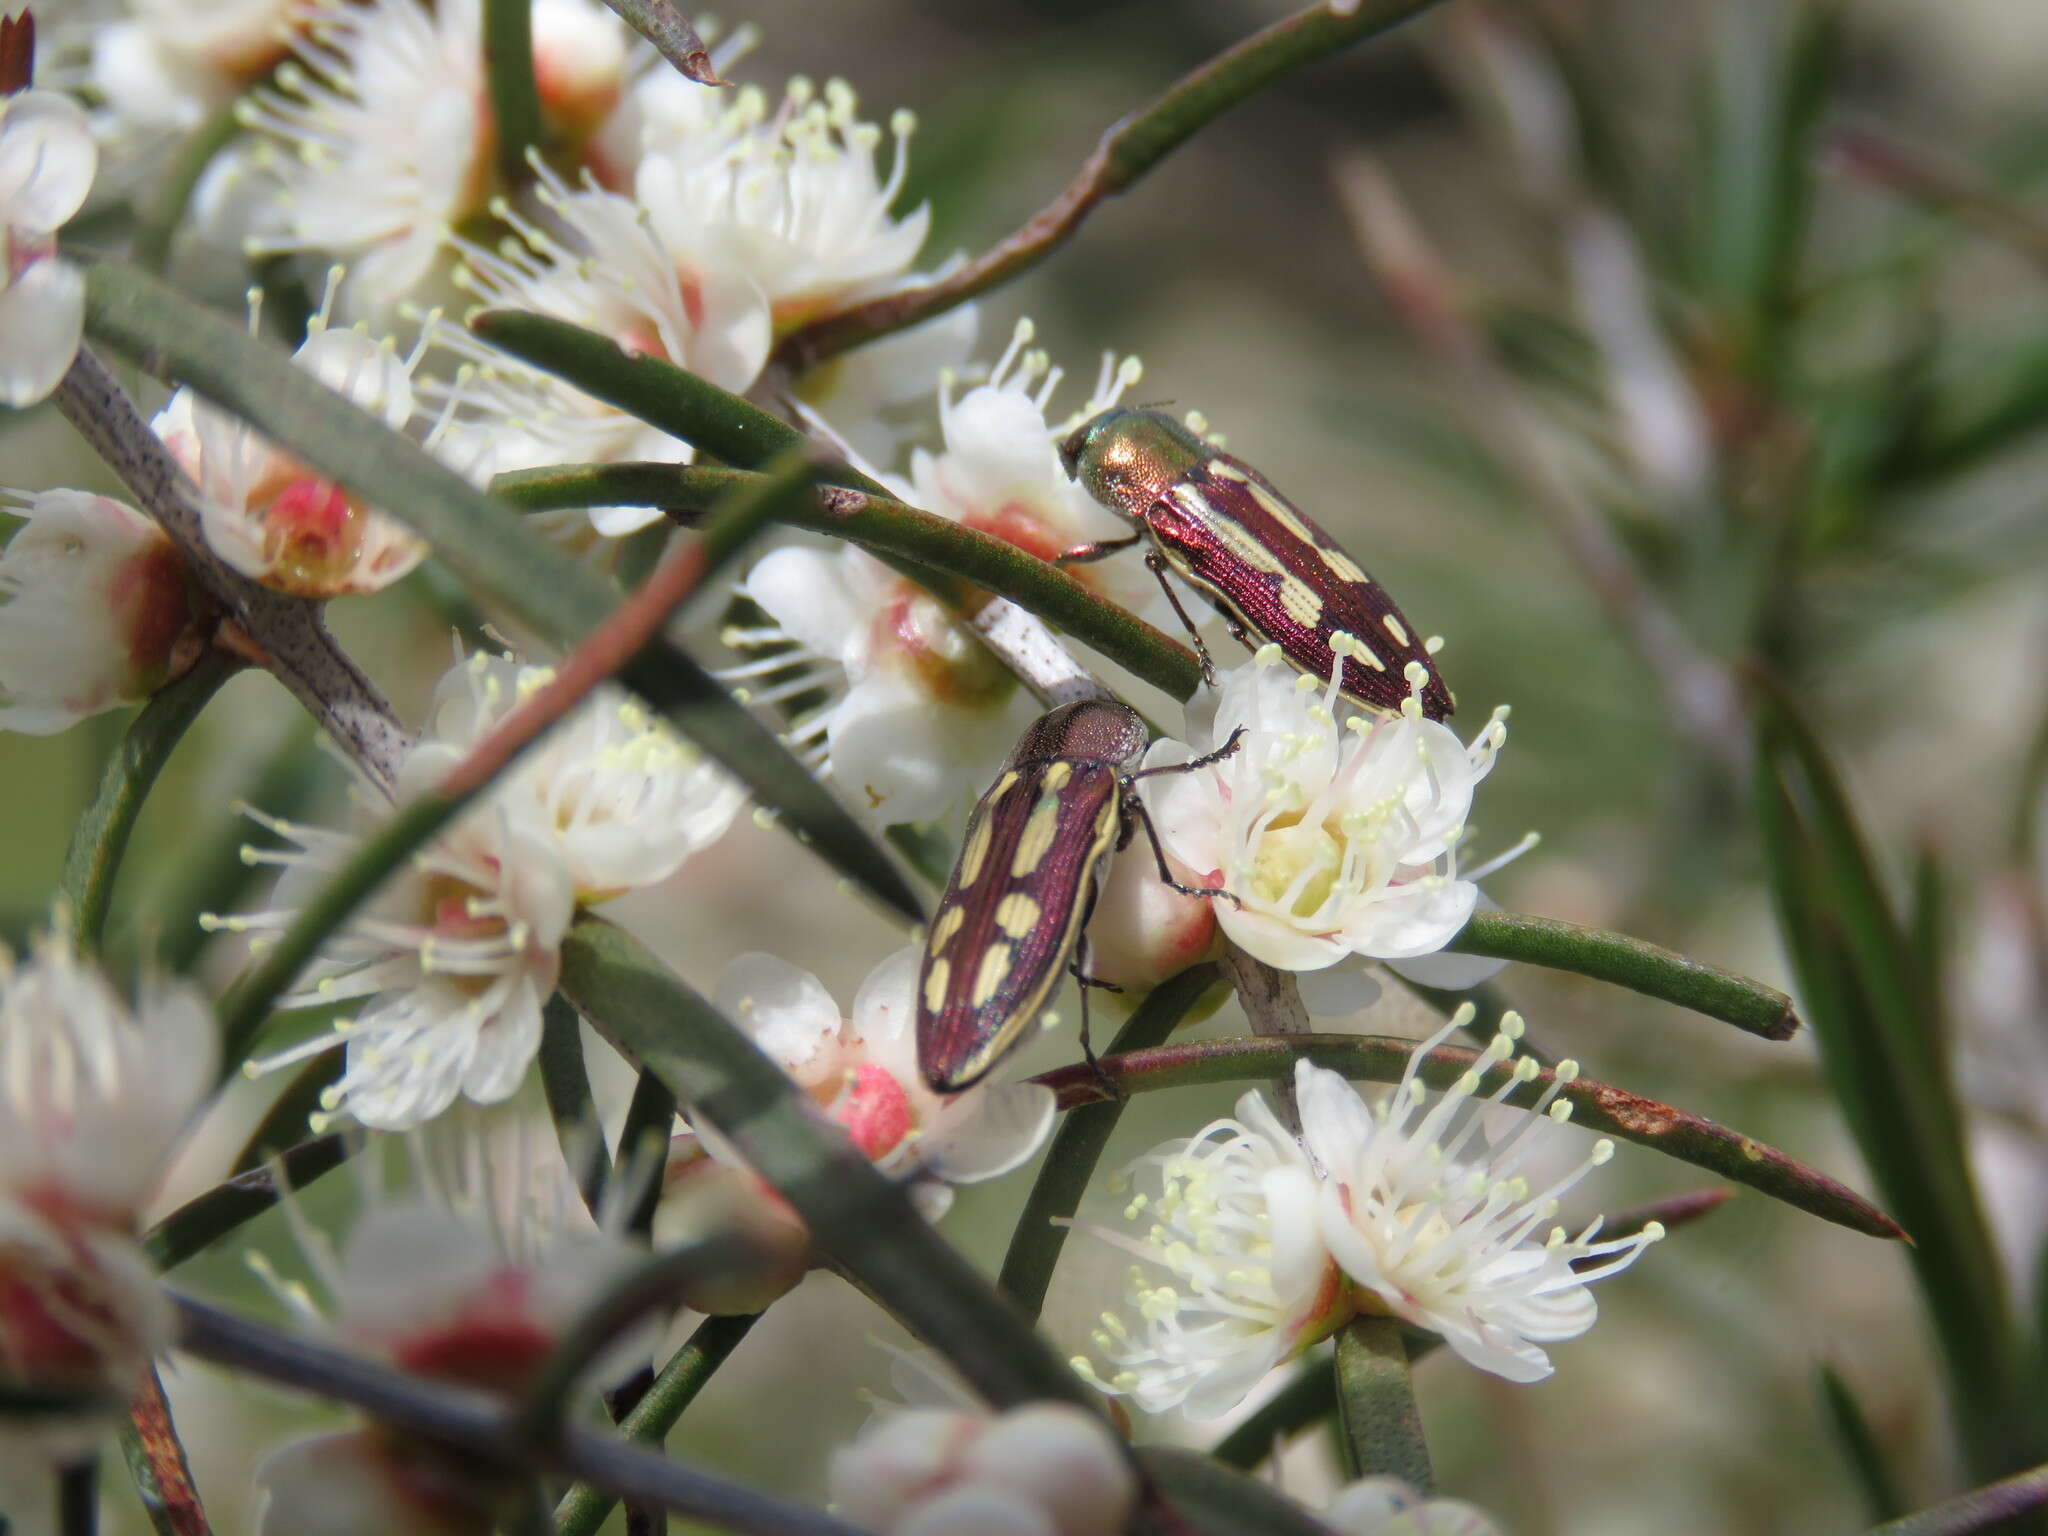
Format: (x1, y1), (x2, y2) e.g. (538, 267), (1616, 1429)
(9, 0), (2048, 1531)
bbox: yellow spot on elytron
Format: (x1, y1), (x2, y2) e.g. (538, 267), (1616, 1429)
(972, 943), (1013, 1007)
(991, 770), (1020, 802)
(1043, 762), (1073, 792)
(958, 813), (995, 887)
(1218, 519), (1287, 574)
(1207, 458), (1249, 482)
(1011, 797), (1062, 877)
(1324, 548), (1369, 584)
(923, 959), (951, 1013)
(929, 906), (965, 952)
(996, 893), (1042, 937)
(1280, 577), (1323, 627)
(1383, 614), (1411, 647)
(1247, 481), (1320, 545)
(1355, 647), (1387, 671)
(1172, 484), (1214, 521)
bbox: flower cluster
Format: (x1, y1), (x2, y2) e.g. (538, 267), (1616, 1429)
(1073, 1012), (1661, 1417)
(0, 937), (214, 1484)
(829, 1402), (1136, 1536)
(251, 1109), (645, 1534)
(226, 650), (744, 1130)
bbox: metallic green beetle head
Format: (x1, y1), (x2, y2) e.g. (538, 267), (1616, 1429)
(1058, 408), (1209, 521)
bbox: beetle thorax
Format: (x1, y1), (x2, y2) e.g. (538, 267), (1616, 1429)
(1060, 408), (1208, 520)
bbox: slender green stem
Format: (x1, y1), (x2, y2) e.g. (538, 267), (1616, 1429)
(483, 0), (545, 187)
(558, 915), (1097, 1412)
(595, 0), (728, 84)
(145, 1137), (349, 1271)
(496, 462), (1204, 701)
(1210, 1360), (1339, 1470)
(514, 1240), (750, 1448)
(120, 1367), (211, 1536)
(1861, 1465), (2048, 1536)
(1335, 1316), (1432, 1492)
(55, 655), (240, 953)
(773, 0), (1449, 371)
(998, 964), (1222, 1319)
(1449, 909), (1799, 1040)
(1033, 1033), (1906, 1240)
(173, 1296), (863, 1536)
(555, 1314), (761, 1536)
(134, 101), (246, 275)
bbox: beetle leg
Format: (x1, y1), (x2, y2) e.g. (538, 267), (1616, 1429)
(1053, 533), (1143, 565)
(1069, 942), (1125, 1101)
(1123, 794), (1242, 907)
(1129, 726), (1246, 782)
(1144, 550), (1217, 685)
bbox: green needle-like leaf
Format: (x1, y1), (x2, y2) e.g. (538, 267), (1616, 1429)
(1755, 688), (2031, 1478)
(482, 0), (545, 186)
(1819, 1362), (1907, 1523)
(1450, 909), (1800, 1039)
(145, 1136), (349, 1270)
(56, 654), (240, 953)
(1137, 1447), (1337, 1536)
(1860, 1465), (2048, 1536)
(1035, 1034), (1905, 1240)
(557, 915), (1098, 1413)
(1334, 1316), (1432, 1491)
(1210, 1360), (1339, 1471)
(555, 1314), (761, 1536)
(79, 259), (921, 927)
(497, 461), (1204, 700)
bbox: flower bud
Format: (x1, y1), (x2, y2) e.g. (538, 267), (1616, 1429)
(652, 1146), (812, 1314)
(0, 492), (212, 736)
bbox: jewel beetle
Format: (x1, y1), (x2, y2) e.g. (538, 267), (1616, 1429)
(916, 699), (1239, 1093)
(1057, 407), (1454, 721)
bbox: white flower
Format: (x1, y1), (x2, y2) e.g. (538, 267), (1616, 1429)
(240, 0), (628, 321)
(723, 541), (1034, 825)
(1077, 1013), (1658, 1417)
(636, 75), (930, 331)
(829, 1403), (1137, 1536)
(1297, 1014), (1661, 1384)
(1327, 1478), (1507, 1536)
(0, 88), (97, 406)
(0, 938), (216, 1454)
(889, 318), (1166, 623)
(710, 947), (1055, 1218)
(232, 650), (741, 1130)
(1143, 650), (1510, 972)
(233, 788), (572, 1131)
(89, 0), (306, 139)
(411, 651), (747, 897)
(152, 288), (430, 597)
(0, 490), (211, 735)
(428, 164), (771, 537)
(253, 1112), (645, 1533)
(1072, 1087), (1350, 1419)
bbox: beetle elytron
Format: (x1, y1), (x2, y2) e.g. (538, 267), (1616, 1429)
(916, 700), (1239, 1094)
